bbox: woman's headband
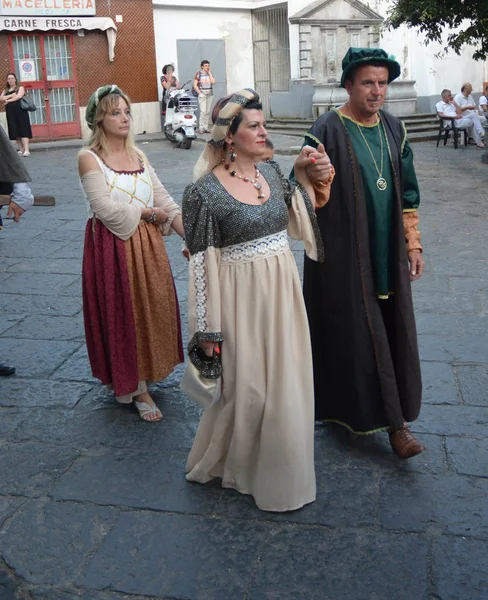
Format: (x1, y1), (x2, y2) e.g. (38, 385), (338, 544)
(85, 84), (123, 130)
(208, 88), (260, 148)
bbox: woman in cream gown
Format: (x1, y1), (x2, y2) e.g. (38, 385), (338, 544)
(182, 89), (334, 512)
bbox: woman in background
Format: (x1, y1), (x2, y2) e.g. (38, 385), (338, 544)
(0, 73), (32, 156)
(160, 64), (180, 123)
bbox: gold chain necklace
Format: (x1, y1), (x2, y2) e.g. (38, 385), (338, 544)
(335, 108), (396, 192)
(355, 121), (387, 191)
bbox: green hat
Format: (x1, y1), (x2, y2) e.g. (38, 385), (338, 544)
(85, 84), (123, 130)
(340, 47), (401, 88)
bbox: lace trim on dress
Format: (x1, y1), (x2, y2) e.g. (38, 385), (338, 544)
(220, 230), (289, 265)
(192, 251), (208, 332)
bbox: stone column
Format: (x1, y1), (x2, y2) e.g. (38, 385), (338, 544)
(299, 25), (313, 79)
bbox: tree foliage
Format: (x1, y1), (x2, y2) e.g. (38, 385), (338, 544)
(385, 0), (488, 61)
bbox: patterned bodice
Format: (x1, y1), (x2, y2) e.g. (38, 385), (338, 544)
(183, 161), (294, 255)
(85, 150), (154, 212)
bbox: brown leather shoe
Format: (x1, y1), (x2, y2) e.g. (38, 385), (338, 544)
(389, 425), (426, 459)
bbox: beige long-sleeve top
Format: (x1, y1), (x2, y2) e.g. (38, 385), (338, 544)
(80, 150), (181, 241)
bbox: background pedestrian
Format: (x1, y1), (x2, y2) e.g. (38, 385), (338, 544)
(160, 64), (180, 124)
(193, 60), (215, 134)
(0, 73), (32, 156)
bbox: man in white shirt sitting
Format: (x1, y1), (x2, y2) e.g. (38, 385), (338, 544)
(454, 82), (486, 125)
(436, 89), (485, 148)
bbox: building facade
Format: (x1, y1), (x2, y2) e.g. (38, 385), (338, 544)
(0, 0), (159, 139)
(152, 0), (488, 119)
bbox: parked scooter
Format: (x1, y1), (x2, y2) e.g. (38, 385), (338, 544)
(163, 80), (198, 149)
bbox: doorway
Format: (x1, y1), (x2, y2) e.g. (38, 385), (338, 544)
(8, 33), (81, 139)
(176, 39), (226, 112)
(252, 5), (291, 118)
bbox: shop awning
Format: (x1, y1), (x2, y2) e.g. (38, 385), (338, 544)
(0, 16), (117, 61)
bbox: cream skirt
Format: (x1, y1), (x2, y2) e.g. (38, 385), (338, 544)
(186, 233), (316, 512)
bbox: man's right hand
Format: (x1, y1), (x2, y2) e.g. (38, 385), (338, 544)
(7, 201), (25, 223)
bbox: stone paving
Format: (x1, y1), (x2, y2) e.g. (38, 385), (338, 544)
(0, 136), (487, 600)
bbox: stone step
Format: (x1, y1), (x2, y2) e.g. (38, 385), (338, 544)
(401, 113), (438, 122)
(406, 131), (439, 142)
(268, 123), (440, 135)
(266, 114), (440, 143)
(407, 123), (441, 132)
(266, 113), (438, 129)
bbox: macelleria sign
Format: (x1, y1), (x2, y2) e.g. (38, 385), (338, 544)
(0, 0), (96, 15)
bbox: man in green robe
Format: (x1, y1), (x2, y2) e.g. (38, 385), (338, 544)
(300, 48), (425, 459)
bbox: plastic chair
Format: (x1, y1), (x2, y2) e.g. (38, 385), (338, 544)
(436, 116), (468, 149)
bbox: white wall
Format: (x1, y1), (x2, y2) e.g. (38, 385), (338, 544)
(152, 6), (254, 99)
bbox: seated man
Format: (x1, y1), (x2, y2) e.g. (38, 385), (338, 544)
(454, 82), (486, 124)
(0, 125), (34, 376)
(479, 85), (488, 115)
(436, 89), (484, 148)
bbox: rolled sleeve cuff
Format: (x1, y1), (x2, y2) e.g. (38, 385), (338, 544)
(403, 209), (423, 253)
(11, 182), (34, 211)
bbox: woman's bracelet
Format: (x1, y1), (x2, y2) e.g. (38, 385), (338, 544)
(145, 210), (156, 224)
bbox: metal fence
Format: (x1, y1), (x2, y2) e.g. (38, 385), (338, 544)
(252, 4), (291, 115)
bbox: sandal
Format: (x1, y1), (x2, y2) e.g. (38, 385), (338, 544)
(134, 396), (163, 422)
(22, 151), (31, 157)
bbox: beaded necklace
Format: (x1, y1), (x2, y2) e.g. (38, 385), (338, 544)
(223, 161), (265, 199)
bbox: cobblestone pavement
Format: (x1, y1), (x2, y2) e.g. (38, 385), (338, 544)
(1, 137), (487, 600)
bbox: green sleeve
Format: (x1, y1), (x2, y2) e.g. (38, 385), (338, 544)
(401, 126), (420, 211)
